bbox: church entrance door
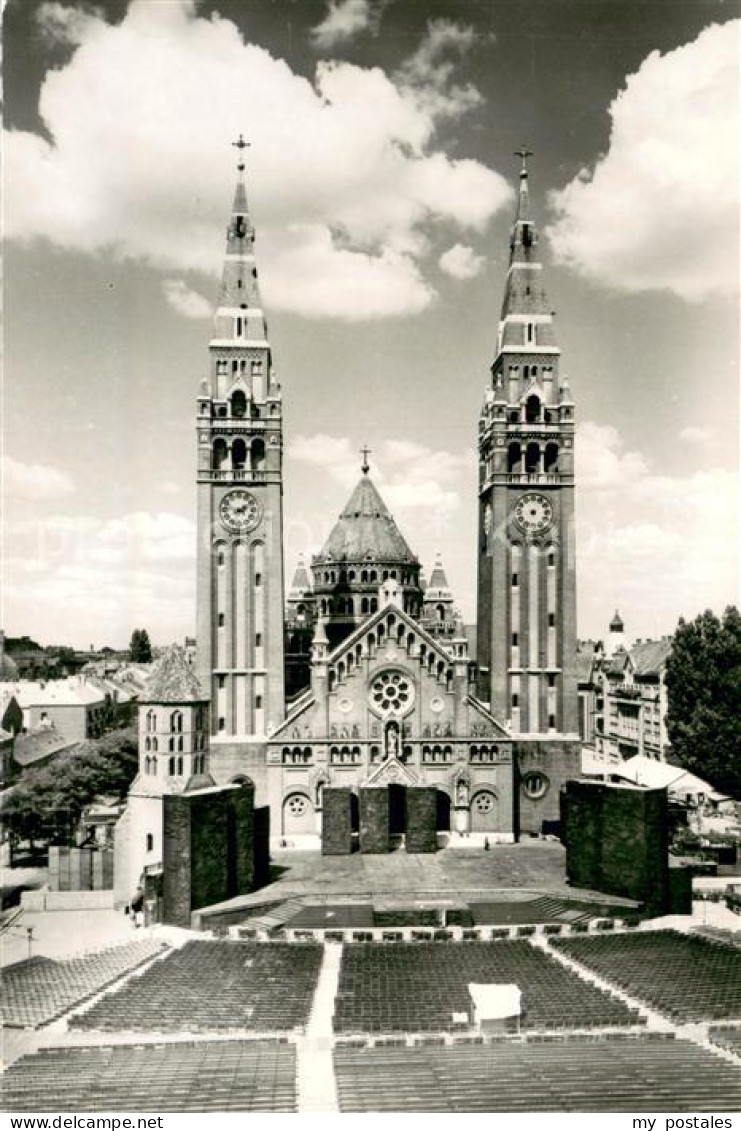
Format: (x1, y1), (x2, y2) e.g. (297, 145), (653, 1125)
(436, 790), (451, 831)
(388, 784), (406, 837)
(470, 789), (499, 832)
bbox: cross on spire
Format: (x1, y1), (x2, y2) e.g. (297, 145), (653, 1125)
(231, 133), (251, 172)
(360, 445), (372, 474)
(515, 146), (533, 175)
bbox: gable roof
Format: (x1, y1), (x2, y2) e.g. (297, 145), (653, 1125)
(315, 474), (417, 564)
(630, 638), (672, 677)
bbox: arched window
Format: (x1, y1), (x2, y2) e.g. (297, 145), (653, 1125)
(168, 756), (175, 775)
(170, 711), (183, 733)
(525, 442), (540, 474)
(144, 756), (151, 774)
(177, 756), (184, 775)
(212, 438), (228, 470)
(146, 709), (155, 732)
(361, 597), (369, 614)
(146, 833), (154, 852)
(152, 737), (158, 752)
(507, 442), (521, 473)
(232, 438), (247, 471)
(168, 736), (175, 752)
(544, 442), (559, 473)
(525, 394), (541, 424)
(145, 736), (151, 752)
(178, 736), (184, 752)
(437, 604), (446, 622)
(152, 756), (157, 774)
(231, 389), (247, 419)
(251, 438), (266, 471)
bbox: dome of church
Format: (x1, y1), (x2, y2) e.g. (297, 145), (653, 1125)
(315, 474), (417, 566)
(310, 471), (423, 648)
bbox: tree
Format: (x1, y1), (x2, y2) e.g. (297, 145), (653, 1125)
(665, 606), (741, 798)
(129, 628), (152, 663)
(2, 724), (139, 848)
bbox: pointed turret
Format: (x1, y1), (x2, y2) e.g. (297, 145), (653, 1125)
(421, 554), (458, 642)
(497, 149), (559, 356)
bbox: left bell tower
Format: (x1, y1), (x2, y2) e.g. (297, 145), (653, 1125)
(196, 137), (285, 760)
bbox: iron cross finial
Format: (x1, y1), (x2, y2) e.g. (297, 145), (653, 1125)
(514, 146), (534, 174)
(232, 133), (251, 172)
(360, 446), (372, 474)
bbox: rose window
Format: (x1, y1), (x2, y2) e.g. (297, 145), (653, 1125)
(473, 791), (496, 813)
(370, 670), (414, 716)
(286, 794), (308, 816)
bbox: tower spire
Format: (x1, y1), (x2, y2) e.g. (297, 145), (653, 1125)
(514, 146), (533, 221)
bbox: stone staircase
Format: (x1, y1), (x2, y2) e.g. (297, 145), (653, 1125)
(529, 896), (594, 924)
(236, 898), (305, 935)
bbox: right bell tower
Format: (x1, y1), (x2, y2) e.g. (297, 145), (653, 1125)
(476, 150), (578, 737)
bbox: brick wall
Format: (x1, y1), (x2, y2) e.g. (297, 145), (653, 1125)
(322, 787), (354, 855)
(516, 738), (581, 834)
(163, 783), (257, 928)
(561, 780), (669, 914)
(359, 787), (389, 854)
(405, 787), (438, 853)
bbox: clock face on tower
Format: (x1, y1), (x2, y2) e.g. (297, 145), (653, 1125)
(513, 492), (553, 535)
(219, 489), (261, 533)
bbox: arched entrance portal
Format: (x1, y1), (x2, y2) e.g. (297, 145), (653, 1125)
(282, 792), (314, 835)
(436, 789), (451, 831)
(470, 789), (499, 833)
(388, 784), (406, 837)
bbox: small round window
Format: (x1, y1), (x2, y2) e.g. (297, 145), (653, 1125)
(473, 791), (496, 813)
(286, 794), (308, 816)
(369, 670), (414, 716)
(522, 772), (549, 800)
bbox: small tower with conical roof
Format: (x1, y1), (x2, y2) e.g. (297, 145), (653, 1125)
(195, 138), (285, 763)
(607, 610), (628, 657)
(476, 150), (578, 736)
(420, 554), (457, 641)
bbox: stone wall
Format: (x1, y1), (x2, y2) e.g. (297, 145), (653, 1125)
(322, 787), (354, 855)
(49, 846), (114, 891)
(162, 783), (256, 928)
(359, 787), (389, 854)
(405, 787), (438, 853)
(516, 738), (581, 835)
(561, 780), (669, 915)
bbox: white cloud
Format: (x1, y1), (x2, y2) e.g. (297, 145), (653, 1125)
(4, 510), (196, 648)
(396, 18), (485, 119)
(439, 242), (485, 280)
(547, 20), (739, 301)
(5, 0), (512, 321)
(290, 432), (472, 515)
(679, 425), (714, 445)
(36, 1), (104, 45)
(163, 278), (212, 319)
(3, 455), (75, 501)
(311, 0), (378, 49)
(576, 421), (738, 636)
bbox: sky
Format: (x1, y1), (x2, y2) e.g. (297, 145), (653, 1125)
(3, 0), (739, 650)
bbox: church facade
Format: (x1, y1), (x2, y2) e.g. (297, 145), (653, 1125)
(121, 144), (582, 872)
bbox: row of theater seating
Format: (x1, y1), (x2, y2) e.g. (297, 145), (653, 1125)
(2, 941), (167, 1029)
(333, 1036), (741, 1111)
(71, 940), (323, 1033)
(553, 930), (741, 1023)
(709, 1026), (741, 1056)
(2, 1040), (297, 1113)
(333, 941), (642, 1034)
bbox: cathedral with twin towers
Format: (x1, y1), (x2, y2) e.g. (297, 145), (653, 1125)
(145, 140), (581, 853)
